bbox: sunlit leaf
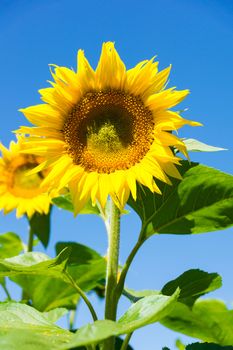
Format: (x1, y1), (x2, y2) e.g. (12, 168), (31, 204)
(0, 247), (70, 279)
(0, 302), (72, 350)
(65, 290), (179, 348)
(183, 139), (226, 152)
(128, 161), (233, 237)
(43, 308), (68, 323)
(12, 243), (106, 311)
(161, 299), (233, 346)
(123, 288), (160, 303)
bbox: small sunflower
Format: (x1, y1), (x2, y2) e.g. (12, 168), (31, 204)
(18, 42), (201, 214)
(0, 138), (51, 218)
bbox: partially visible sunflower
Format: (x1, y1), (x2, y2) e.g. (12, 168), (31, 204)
(18, 42), (201, 214)
(0, 138), (51, 218)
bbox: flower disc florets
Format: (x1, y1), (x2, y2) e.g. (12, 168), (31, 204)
(64, 91), (154, 173)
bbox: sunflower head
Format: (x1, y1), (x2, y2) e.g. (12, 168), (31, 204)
(18, 42), (202, 214)
(0, 137), (51, 218)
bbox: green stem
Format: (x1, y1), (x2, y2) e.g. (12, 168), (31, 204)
(103, 198), (121, 350)
(22, 225), (34, 300)
(120, 333), (133, 350)
(68, 309), (76, 331)
(115, 237), (143, 302)
(27, 227), (34, 252)
(64, 271), (98, 322)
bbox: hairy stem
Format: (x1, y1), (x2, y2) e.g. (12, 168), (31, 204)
(103, 198), (121, 350)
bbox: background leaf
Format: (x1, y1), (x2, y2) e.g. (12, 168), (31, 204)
(161, 299), (233, 346)
(29, 209), (52, 248)
(53, 194), (100, 215)
(161, 269), (222, 306)
(186, 343), (233, 349)
(0, 232), (23, 258)
(183, 139), (226, 153)
(128, 161), (233, 237)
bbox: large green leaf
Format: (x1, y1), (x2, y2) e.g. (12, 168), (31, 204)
(183, 139), (226, 153)
(12, 243), (106, 311)
(0, 292), (178, 349)
(64, 290), (179, 348)
(0, 232), (23, 258)
(162, 269), (222, 306)
(128, 161), (233, 237)
(29, 210), (52, 248)
(0, 302), (72, 350)
(186, 344), (233, 349)
(161, 299), (233, 346)
(53, 194), (100, 215)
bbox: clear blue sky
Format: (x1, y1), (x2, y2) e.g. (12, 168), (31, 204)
(0, 0), (232, 349)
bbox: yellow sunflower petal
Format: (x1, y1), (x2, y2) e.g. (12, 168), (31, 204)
(96, 42), (126, 90)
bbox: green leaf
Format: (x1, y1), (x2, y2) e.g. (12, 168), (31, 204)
(123, 287), (160, 303)
(43, 308), (68, 323)
(183, 139), (226, 152)
(186, 343), (233, 349)
(0, 302), (72, 350)
(65, 290), (179, 348)
(128, 161), (233, 237)
(53, 194), (100, 215)
(0, 247), (70, 279)
(56, 242), (103, 265)
(29, 209), (51, 248)
(161, 299), (233, 346)
(0, 292), (178, 349)
(12, 243), (106, 311)
(162, 269), (222, 306)
(0, 232), (23, 258)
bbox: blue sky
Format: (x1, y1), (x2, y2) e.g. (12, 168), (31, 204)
(0, 0), (233, 349)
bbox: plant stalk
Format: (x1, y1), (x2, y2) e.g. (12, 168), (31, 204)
(64, 271), (98, 322)
(27, 227), (34, 252)
(120, 333), (133, 350)
(103, 198), (121, 350)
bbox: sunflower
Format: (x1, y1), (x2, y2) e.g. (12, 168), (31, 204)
(0, 138), (51, 218)
(18, 42), (201, 214)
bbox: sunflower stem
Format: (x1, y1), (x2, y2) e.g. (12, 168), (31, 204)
(22, 225), (34, 300)
(120, 333), (133, 350)
(27, 227), (34, 252)
(64, 271), (98, 322)
(103, 198), (121, 350)
(115, 237), (144, 302)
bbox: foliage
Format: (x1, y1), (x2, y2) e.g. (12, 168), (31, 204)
(1, 153), (233, 349)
